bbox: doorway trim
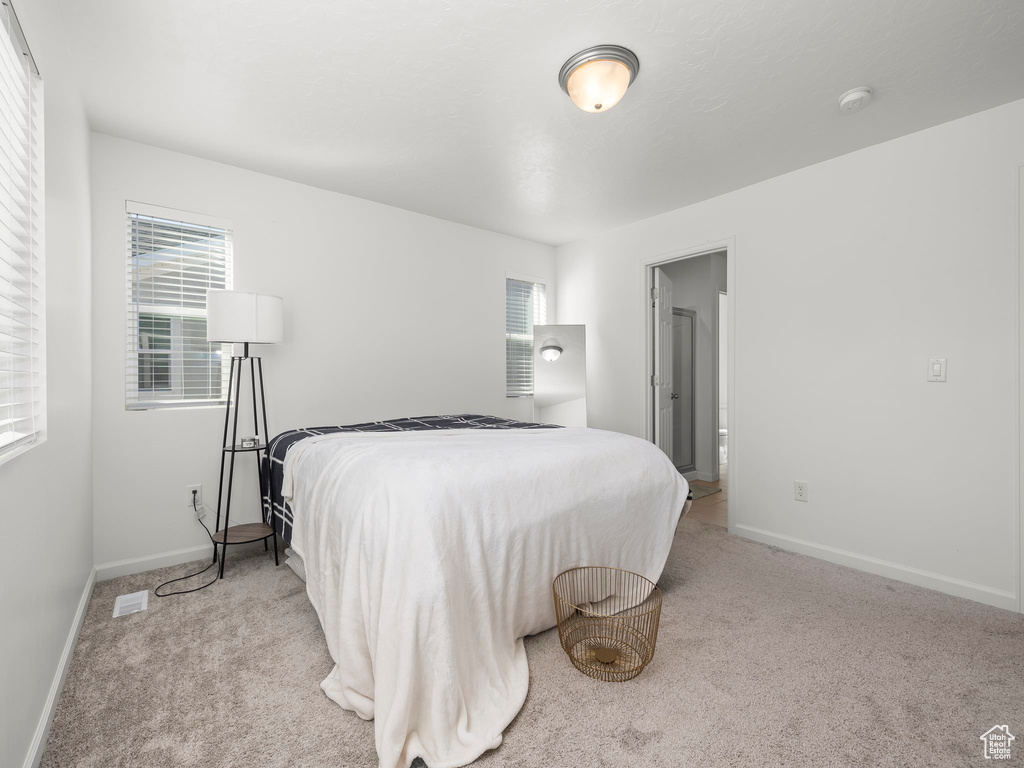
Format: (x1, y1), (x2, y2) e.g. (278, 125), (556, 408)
(715, 290), (727, 476)
(671, 306), (697, 473)
(1017, 164), (1023, 613)
(640, 237), (736, 532)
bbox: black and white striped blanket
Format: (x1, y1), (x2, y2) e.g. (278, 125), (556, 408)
(260, 414), (560, 545)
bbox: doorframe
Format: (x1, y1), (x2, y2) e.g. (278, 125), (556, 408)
(715, 289), (727, 476)
(1017, 165), (1023, 613)
(640, 237), (736, 532)
(671, 307), (697, 474)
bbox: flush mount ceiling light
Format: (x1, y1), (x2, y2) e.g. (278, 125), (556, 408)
(838, 86), (873, 112)
(558, 45), (639, 113)
(540, 339), (563, 362)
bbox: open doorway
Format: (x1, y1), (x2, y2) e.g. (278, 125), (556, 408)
(649, 248), (729, 528)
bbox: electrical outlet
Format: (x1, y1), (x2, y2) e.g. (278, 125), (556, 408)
(186, 484), (203, 511)
(794, 481), (809, 502)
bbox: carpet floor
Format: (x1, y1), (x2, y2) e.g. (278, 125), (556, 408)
(42, 520), (1024, 767)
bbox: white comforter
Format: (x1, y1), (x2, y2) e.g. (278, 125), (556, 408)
(282, 426), (687, 768)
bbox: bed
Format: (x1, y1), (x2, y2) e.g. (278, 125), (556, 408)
(260, 414), (688, 768)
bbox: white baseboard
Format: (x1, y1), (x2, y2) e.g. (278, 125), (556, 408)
(23, 567), (96, 768)
(95, 544), (214, 581)
(733, 524), (1018, 612)
(95, 540), (267, 581)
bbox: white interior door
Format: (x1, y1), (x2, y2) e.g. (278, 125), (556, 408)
(653, 268), (674, 457)
(672, 309), (695, 470)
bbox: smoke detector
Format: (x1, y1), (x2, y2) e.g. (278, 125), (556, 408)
(838, 87), (873, 112)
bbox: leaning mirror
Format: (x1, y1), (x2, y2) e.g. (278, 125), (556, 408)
(533, 324), (587, 427)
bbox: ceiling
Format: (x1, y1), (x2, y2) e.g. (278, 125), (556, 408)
(57, 0), (1024, 246)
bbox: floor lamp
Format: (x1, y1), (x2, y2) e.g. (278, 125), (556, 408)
(206, 290), (283, 578)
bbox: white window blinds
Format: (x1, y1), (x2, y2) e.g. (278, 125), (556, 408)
(0, 2), (43, 461)
(506, 278), (546, 397)
(126, 203), (233, 409)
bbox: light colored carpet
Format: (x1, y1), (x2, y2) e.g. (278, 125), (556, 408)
(688, 485), (722, 500)
(42, 520), (1024, 767)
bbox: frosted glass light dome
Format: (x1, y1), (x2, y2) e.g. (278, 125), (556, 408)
(540, 339), (563, 361)
(566, 59), (633, 113)
(558, 45), (640, 114)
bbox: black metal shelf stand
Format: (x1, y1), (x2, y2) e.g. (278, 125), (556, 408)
(213, 341), (278, 578)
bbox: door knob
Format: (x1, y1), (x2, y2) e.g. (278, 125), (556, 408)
(670, 393), (679, 400)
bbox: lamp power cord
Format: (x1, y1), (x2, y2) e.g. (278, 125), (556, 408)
(154, 491), (220, 597)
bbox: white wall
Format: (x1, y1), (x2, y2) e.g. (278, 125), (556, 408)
(91, 134), (554, 570)
(660, 252), (727, 479)
(0, 2), (94, 766)
(556, 98), (1024, 610)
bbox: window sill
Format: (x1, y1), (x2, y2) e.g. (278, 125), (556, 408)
(0, 433), (45, 469)
(126, 401), (227, 412)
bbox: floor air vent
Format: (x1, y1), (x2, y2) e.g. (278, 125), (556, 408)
(112, 590), (149, 618)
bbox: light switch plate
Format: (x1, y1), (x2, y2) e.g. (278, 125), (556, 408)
(927, 358), (947, 382)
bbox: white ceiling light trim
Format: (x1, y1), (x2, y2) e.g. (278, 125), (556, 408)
(558, 45), (640, 113)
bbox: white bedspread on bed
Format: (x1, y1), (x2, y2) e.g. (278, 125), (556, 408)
(283, 426), (687, 768)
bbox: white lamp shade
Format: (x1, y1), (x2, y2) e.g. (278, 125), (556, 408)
(206, 290), (283, 344)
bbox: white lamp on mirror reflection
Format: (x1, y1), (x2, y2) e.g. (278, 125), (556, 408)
(540, 339), (563, 362)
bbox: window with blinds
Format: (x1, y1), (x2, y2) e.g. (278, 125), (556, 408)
(0, 2), (43, 462)
(506, 278), (546, 397)
(126, 203), (233, 409)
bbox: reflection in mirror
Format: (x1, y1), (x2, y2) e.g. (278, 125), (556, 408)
(533, 324), (587, 427)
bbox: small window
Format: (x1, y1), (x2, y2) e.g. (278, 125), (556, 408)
(0, 1), (44, 462)
(505, 278), (546, 397)
(126, 203), (233, 409)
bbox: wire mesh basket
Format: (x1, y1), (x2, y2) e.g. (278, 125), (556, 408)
(552, 566), (662, 682)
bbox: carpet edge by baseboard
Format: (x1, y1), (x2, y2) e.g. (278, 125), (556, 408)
(95, 540), (268, 582)
(733, 524), (1018, 612)
(95, 545), (213, 581)
(23, 566), (96, 768)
